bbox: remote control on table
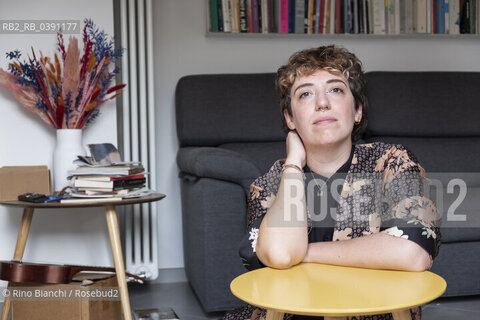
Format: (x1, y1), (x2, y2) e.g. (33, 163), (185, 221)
(17, 193), (47, 203)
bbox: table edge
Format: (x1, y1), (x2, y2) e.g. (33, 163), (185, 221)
(0, 193), (166, 208)
(230, 265), (447, 317)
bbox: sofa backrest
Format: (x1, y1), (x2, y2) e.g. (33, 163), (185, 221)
(365, 72), (480, 172)
(175, 73), (285, 147)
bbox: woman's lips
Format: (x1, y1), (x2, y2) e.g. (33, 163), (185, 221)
(313, 118), (336, 125)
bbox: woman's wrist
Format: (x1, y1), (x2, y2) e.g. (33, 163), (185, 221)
(281, 163), (305, 180)
(285, 157), (303, 168)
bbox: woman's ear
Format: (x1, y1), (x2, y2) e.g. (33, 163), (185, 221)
(283, 109), (296, 130)
(354, 104), (363, 123)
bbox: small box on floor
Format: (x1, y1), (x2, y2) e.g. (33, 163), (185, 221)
(11, 273), (121, 320)
(134, 307), (179, 320)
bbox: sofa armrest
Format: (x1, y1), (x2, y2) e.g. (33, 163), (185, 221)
(177, 147), (261, 188)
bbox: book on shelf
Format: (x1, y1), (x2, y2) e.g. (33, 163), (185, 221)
(295, 0), (305, 33)
(288, 0), (295, 32)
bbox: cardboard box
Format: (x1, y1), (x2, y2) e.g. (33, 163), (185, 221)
(11, 274), (121, 320)
(0, 166), (51, 201)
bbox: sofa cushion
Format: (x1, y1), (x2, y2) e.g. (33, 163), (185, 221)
(364, 137), (480, 172)
(219, 141), (286, 176)
(177, 147), (261, 192)
(365, 72), (480, 137)
(176, 73), (285, 147)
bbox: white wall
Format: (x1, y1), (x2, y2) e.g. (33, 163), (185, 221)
(0, 0), (117, 278)
(152, 0), (480, 269)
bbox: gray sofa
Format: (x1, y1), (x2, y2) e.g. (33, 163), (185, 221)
(175, 72), (480, 312)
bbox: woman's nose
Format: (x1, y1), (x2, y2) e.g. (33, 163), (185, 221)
(315, 91), (330, 111)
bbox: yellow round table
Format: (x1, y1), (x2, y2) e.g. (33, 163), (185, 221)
(230, 263), (446, 320)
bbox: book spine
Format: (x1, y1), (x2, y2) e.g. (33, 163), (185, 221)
(416, 0), (428, 33)
(258, 0), (263, 32)
(222, 0), (231, 32)
(436, 0), (446, 33)
(280, 0), (290, 32)
(240, 0), (248, 31)
(362, 1), (368, 33)
(315, 0), (321, 33)
(110, 174), (145, 181)
(352, 0), (358, 34)
(269, 0), (276, 32)
(218, 0), (224, 31)
(336, 0), (342, 33)
(394, 0), (400, 33)
(331, 0), (335, 33)
(231, 0), (239, 32)
(115, 178), (146, 189)
(367, 0), (373, 33)
(469, 0), (475, 33)
(295, 0), (306, 32)
(426, 0), (432, 33)
(445, 0), (450, 33)
(322, 0), (330, 34)
(288, 0), (295, 32)
(344, 0), (349, 33)
(252, 0), (260, 32)
(319, 0), (325, 33)
(405, 0), (414, 33)
(261, 0), (269, 33)
(358, 0), (364, 33)
(247, 0), (253, 31)
(308, 0), (315, 34)
(449, 0), (460, 33)
(210, 0), (219, 31)
(372, 0), (381, 33)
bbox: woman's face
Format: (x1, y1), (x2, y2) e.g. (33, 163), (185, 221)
(284, 69), (362, 149)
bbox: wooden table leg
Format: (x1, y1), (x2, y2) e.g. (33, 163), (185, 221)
(105, 205), (132, 320)
(1, 207), (34, 320)
(266, 309), (284, 320)
(392, 309), (411, 320)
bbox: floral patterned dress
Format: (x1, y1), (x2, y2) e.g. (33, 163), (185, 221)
(223, 142), (441, 320)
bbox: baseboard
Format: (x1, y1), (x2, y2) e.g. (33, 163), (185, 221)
(147, 267), (187, 284)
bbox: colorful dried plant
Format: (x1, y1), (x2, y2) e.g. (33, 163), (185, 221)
(0, 19), (125, 129)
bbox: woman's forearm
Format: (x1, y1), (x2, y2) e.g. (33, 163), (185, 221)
(256, 167), (308, 269)
(302, 232), (432, 271)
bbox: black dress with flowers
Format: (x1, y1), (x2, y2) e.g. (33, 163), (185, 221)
(223, 142), (441, 320)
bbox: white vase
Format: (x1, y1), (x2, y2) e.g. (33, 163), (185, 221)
(52, 129), (86, 192)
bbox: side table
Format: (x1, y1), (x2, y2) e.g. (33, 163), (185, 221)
(231, 263), (447, 320)
(0, 193), (166, 320)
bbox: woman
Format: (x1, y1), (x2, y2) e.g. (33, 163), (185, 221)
(224, 45), (441, 320)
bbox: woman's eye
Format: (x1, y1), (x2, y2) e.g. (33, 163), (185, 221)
(330, 87), (344, 94)
(299, 92), (311, 99)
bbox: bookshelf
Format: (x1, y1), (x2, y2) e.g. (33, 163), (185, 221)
(207, 0), (480, 37)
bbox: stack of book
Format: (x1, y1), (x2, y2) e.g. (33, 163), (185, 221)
(64, 161), (148, 203)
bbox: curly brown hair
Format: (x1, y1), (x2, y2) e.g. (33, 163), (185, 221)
(276, 45), (367, 142)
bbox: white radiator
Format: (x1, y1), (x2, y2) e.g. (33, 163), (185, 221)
(117, 0), (158, 280)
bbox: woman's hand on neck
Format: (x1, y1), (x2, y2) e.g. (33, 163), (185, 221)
(285, 131), (307, 167)
(306, 139), (352, 177)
